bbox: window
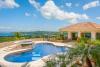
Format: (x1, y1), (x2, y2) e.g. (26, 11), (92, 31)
(84, 33), (91, 39)
(96, 33), (100, 40)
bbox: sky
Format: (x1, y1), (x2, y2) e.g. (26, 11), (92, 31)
(0, 0), (100, 32)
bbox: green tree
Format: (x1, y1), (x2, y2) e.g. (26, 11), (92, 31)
(44, 39), (100, 67)
(14, 32), (21, 40)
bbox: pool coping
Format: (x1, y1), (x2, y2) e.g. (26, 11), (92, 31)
(0, 41), (72, 67)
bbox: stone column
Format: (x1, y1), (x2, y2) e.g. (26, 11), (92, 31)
(78, 32), (81, 38)
(91, 32), (96, 40)
(68, 32), (72, 40)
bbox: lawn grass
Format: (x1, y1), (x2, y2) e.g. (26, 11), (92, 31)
(0, 37), (16, 43)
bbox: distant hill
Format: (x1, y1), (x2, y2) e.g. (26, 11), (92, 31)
(0, 31), (59, 37)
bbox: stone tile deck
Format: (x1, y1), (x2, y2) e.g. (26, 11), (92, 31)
(0, 41), (73, 67)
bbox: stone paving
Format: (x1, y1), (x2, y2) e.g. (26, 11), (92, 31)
(0, 41), (73, 67)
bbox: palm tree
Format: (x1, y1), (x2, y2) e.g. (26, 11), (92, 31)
(44, 38), (100, 67)
(68, 41), (100, 67)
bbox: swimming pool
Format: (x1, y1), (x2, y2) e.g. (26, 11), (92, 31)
(4, 43), (68, 63)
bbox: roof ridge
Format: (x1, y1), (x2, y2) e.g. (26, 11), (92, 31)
(60, 22), (100, 30)
(62, 22), (95, 29)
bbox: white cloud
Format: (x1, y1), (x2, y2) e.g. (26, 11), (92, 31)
(25, 12), (37, 17)
(29, 0), (40, 10)
(0, 26), (12, 29)
(65, 3), (72, 7)
(96, 17), (100, 20)
(25, 12), (31, 16)
(69, 19), (79, 24)
(40, 0), (89, 24)
(0, 0), (20, 8)
(29, 0), (89, 24)
(83, 0), (100, 10)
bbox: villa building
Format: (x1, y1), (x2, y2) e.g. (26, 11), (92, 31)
(60, 22), (100, 40)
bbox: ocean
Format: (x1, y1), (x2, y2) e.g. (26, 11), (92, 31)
(0, 31), (58, 37)
(0, 32), (14, 37)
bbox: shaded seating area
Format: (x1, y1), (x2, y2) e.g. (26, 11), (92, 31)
(60, 22), (100, 41)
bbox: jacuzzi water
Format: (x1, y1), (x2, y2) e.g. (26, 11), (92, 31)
(4, 43), (68, 63)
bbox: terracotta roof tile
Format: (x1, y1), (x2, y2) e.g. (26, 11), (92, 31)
(60, 22), (100, 32)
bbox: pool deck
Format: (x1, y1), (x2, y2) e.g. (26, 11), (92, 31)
(0, 41), (73, 67)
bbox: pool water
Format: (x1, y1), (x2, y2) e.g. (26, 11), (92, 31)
(4, 43), (68, 63)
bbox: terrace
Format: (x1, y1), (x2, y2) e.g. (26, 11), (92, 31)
(60, 22), (100, 40)
(0, 22), (100, 67)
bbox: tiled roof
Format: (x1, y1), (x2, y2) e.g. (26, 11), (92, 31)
(60, 22), (100, 32)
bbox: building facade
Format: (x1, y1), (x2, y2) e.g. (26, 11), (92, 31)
(60, 22), (100, 40)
